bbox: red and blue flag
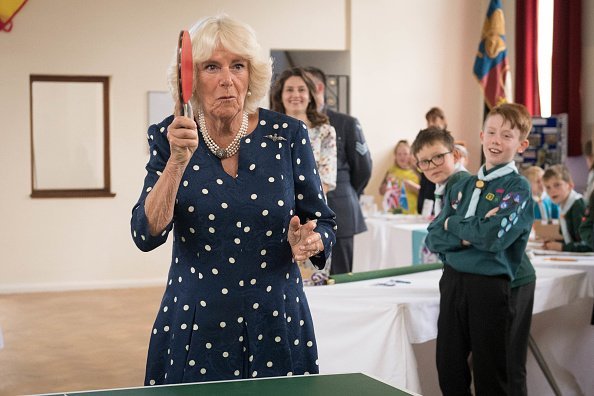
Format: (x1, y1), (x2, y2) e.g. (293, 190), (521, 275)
(473, 0), (512, 108)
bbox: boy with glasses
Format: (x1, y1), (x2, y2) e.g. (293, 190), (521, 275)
(411, 127), (470, 217)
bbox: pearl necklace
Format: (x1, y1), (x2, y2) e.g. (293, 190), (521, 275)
(198, 109), (248, 159)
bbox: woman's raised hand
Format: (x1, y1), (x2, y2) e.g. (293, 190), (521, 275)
(167, 101), (198, 166)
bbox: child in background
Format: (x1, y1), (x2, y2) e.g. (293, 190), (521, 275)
(426, 103), (535, 395)
(379, 140), (420, 214)
(523, 166), (560, 221)
(411, 127), (470, 217)
(542, 164), (591, 252)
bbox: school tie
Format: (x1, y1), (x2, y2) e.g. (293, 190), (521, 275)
(559, 190), (582, 244)
(464, 162), (518, 218)
(433, 184), (446, 216)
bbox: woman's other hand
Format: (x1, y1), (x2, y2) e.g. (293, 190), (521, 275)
(288, 216), (324, 261)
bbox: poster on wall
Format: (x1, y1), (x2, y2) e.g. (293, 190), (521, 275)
(516, 113), (568, 170)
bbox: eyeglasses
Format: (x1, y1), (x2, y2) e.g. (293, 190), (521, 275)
(416, 151), (452, 170)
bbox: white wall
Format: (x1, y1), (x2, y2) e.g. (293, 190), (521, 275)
(2, 0), (593, 291)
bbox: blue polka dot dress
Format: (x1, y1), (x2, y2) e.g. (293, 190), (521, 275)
(131, 108), (336, 385)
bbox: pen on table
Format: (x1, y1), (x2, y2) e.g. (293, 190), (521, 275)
(543, 257), (578, 262)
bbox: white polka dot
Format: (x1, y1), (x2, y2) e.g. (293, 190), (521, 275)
(299, 175), (305, 181)
(181, 323), (187, 330)
(193, 324), (198, 330)
(153, 328), (157, 334)
(249, 355), (254, 362)
(200, 368), (207, 374)
(268, 177), (274, 182)
(282, 122), (288, 128)
(200, 301), (206, 307)
(209, 214), (215, 220)
(261, 142), (267, 148)
(163, 306), (168, 312)
(212, 268), (219, 275)
(315, 211), (321, 217)
(183, 304), (189, 311)
(252, 371), (258, 377)
(189, 360), (195, 366)
(152, 150), (157, 156)
(267, 361), (273, 368)
(262, 210), (269, 216)
(251, 194), (257, 200)
(216, 179), (223, 185)
(275, 336), (281, 342)
(260, 249), (267, 255)
(206, 343), (212, 349)
(205, 245), (211, 251)
(149, 379), (156, 385)
(239, 336), (244, 342)
(229, 257), (235, 264)
(307, 341), (313, 347)
(146, 186), (152, 193)
(296, 296), (300, 302)
(236, 221), (242, 227)
(183, 180), (188, 187)
(244, 226), (250, 232)
(276, 154), (281, 160)
(259, 120), (266, 125)
(266, 230), (272, 236)
(237, 317), (244, 323)
(258, 334), (263, 340)
(201, 188), (208, 195)
(297, 194), (304, 200)
(164, 326), (170, 332)
(234, 238), (241, 244)
(253, 303), (259, 309)
(234, 370), (240, 376)
(193, 165), (199, 171)
(296, 158), (301, 165)
(273, 124), (279, 129)
(239, 280), (244, 286)
(221, 203), (228, 209)
(222, 288), (228, 294)
(266, 285), (272, 292)
(273, 310), (279, 317)
(250, 278), (257, 285)
(260, 262), (267, 269)
(178, 276), (182, 282)
(287, 316), (292, 323)
(278, 200), (284, 206)
(249, 164), (256, 171)
(294, 339), (299, 345)
(188, 206), (194, 212)
(300, 320), (304, 326)
(223, 352), (229, 358)
(220, 322), (226, 328)
(208, 227), (215, 233)
(287, 372), (293, 376)
(245, 138), (251, 143)
(302, 138), (307, 144)
(189, 227), (195, 234)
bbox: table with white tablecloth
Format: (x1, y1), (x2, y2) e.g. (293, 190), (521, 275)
(352, 215), (430, 273)
(305, 266), (593, 395)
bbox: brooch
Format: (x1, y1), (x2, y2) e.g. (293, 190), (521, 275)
(264, 133), (287, 142)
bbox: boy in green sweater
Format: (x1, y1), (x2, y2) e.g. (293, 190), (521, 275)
(426, 103), (534, 395)
(411, 127), (470, 217)
(541, 164), (591, 252)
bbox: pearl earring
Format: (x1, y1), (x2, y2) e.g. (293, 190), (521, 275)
(247, 90), (252, 97)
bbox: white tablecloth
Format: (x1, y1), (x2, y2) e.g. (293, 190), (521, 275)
(305, 267), (593, 394)
(353, 216), (430, 272)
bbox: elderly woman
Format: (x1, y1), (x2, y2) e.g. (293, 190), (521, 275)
(131, 15), (336, 385)
(271, 68), (337, 194)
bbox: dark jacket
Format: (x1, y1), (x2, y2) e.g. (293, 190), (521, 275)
(325, 109), (372, 238)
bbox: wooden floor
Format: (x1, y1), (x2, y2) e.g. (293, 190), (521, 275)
(0, 287), (164, 396)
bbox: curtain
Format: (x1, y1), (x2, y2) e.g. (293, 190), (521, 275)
(552, 0), (582, 156)
(515, 0), (541, 116)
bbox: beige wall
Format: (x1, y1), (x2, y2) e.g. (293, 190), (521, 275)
(1, 0), (593, 291)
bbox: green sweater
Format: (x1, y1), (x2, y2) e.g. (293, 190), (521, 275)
(560, 196), (590, 252)
(426, 164), (534, 282)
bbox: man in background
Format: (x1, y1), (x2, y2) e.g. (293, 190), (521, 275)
(305, 67), (372, 274)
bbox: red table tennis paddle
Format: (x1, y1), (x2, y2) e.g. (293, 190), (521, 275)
(177, 30), (193, 118)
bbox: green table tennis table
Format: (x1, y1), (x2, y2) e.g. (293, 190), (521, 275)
(41, 373), (417, 396)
